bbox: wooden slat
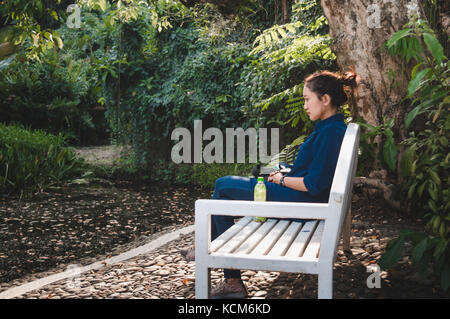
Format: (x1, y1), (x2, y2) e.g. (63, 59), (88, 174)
(250, 220), (290, 256)
(215, 220), (262, 254)
(267, 221), (303, 257)
(234, 219), (278, 255)
(301, 220), (325, 260)
(284, 220), (318, 258)
(210, 216), (252, 252)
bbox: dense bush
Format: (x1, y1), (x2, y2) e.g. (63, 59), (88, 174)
(379, 17), (449, 291)
(0, 50), (108, 145)
(1, 0), (341, 189)
(238, 0), (337, 145)
(0, 124), (85, 195)
(119, 1), (337, 172)
(116, 4), (256, 168)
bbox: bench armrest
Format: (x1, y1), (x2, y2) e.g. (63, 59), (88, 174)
(195, 199), (331, 220)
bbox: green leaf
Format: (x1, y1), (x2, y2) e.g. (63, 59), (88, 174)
(428, 199), (438, 213)
(383, 134), (397, 171)
(408, 182), (417, 199)
(412, 238), (428, 264)
(407, 68), (430, 97)
(418, 180), (427, 197)
(285, 24), (297, 34)
(277, 27), (287, 38)
(433, 239), (448, 259)
(405, 104), (423, 129)
(400, 145), (416, 177)
(386, 29), (411, 48)
(98, 0), (107, 11)
(423, 33), (445, 65)
(417, 250), (432, 276)
(428, 182), (438, 201)
(48, 10), (58, 21)
(53, 35), (63, 49)
(428, 169), (441, 186)
(410, 63), (422, 79)
(379, 238), (405, 270)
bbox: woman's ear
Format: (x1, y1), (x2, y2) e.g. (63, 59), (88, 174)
(321, 94), (331, 107)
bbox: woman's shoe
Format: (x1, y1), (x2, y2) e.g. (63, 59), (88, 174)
(180, 245), (195, 262)
(210, 279), (248, 299)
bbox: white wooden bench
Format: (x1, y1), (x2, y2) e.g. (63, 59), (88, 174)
(194, 123), (360, 299)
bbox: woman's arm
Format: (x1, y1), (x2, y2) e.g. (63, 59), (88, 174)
(268, 172), (308, 192)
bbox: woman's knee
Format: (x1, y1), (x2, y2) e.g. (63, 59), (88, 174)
(214, 176), (232, 191)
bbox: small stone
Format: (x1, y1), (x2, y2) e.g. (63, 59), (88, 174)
(143, 266), (160, 273)
(252, 291), (267, 297)
(351, 248), (365, 255)
(156, 270), (170, 276)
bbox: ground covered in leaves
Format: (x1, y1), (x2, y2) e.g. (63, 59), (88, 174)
(1, 175), (449, 298)
(0, 181), (211, 284)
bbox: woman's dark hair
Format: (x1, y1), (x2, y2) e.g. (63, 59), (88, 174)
(304, 68), (359, 108)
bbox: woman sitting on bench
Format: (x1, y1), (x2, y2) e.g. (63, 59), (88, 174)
(181, 69), (359, 299)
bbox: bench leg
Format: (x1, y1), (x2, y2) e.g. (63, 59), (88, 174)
(195, 263), (211, 299)
(318, 266), (333, 299)
(342, 206), (351, 251)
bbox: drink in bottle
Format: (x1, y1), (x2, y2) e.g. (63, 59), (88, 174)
(253, 177), (267, 222)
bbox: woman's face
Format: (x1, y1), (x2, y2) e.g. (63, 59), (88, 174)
(303, 85), (334, 121)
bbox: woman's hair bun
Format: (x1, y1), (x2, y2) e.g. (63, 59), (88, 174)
(339, 70), (358, 89)
(305, 68), (360, 108)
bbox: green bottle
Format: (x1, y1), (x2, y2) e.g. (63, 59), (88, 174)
(253, 177), (267, 222)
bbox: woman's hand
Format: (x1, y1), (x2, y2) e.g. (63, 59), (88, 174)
(268, 171), (283, 184)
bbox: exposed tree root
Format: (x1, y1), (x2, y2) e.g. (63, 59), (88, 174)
(354, 177), (402, 211)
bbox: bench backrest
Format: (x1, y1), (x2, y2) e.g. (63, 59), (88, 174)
(321, 123), (360, 261)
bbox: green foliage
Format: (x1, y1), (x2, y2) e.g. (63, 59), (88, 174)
(0, 49), (106, 145)
(385, 20), (448, 131)
(191, 162), (255, 189)
(121, 5), (257, 168)
(240, 0), (336, 143)
(0, 0), (178, 60)
(0, 0), (72, 59)
(0, 124), (85, 195)
(379, 230), (450, 292)
(381, 16), (450, 291)
(356, 117), (398, 175)
(291, 0), (329, 35)
(386, 18), (449, 219)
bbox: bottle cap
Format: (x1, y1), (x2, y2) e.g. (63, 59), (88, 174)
(257, 177), (264, 182)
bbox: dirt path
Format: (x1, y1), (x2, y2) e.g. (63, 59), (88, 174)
(72, 145), (132, 166)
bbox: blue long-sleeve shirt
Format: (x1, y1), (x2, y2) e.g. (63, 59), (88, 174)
(286, 113), (347, 202)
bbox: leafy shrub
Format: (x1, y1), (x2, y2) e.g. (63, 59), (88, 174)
(191, 162), (255, 189)
(0, 124), (85, 195)
(379, 17), (449, 291)
(238, 0), (336, 145)
(122, 8), (257, 169)
(0, 50), (107, 145)
(355, 117), (398, 176)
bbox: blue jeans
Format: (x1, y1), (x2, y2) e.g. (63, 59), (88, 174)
(211, 176), (316, 279)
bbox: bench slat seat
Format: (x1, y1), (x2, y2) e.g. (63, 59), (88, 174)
(211, 218), (324, 261)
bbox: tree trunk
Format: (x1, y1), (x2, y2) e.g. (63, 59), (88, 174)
(281, 0), (289, 23)
(319, 0), (415, 129)
(320, 0), (422, 185)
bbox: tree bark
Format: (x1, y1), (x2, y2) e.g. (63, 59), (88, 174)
(319, 0), (415, 129)
(282, 0), (289, 23)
